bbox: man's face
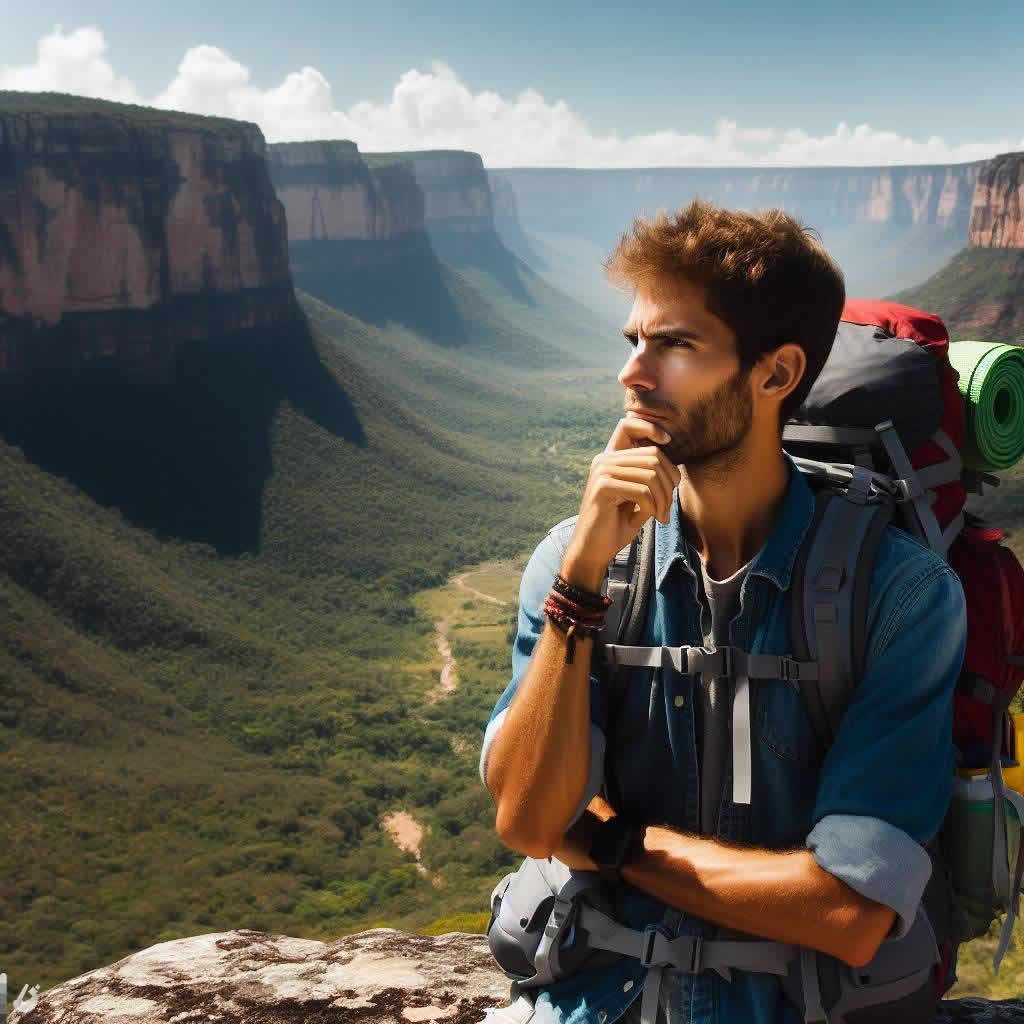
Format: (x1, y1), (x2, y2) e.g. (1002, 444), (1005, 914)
(619, 275), (754, 471)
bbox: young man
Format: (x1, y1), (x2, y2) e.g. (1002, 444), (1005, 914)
(480, 201), (967, 1024)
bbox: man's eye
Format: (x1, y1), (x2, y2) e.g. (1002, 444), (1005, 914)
(624, 335), (688, 348)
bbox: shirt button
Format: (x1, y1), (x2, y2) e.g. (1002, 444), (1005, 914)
(674, 694), (686, 708)
(623, 980), (635, 992)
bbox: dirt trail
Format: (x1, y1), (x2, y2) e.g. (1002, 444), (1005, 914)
(426, 569), (510, 703)
(381, 811), (442, 888)
(451, 570), (509, 607)
(426, 615), (458, 702)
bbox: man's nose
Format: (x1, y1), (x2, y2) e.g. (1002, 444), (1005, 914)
(618, 339), (657, 391)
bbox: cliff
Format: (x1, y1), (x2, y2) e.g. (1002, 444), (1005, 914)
(266, 140), (424, 240)
(894, 152), (1024, 338)
(488, 171), (544, 268)
(969, 151), (1024, 248)
(490, 162), (984, 298)
(6, 928), (1023, 1023)
(365, 149), (494, 233)
(0, 91), (296, 371)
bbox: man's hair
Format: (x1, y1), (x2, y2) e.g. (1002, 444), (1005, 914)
(602, 199), (846, 430)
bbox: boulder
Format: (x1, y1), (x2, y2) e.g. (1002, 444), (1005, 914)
(7, 929), (1024, 1023)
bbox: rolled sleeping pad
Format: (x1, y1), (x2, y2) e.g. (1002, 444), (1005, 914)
(948, 341), (1024, 472)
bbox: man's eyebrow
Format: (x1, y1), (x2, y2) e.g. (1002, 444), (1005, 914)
(621, 324), (702, 341)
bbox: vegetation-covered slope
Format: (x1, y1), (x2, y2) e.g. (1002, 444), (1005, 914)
(891, 248), (1024, 341)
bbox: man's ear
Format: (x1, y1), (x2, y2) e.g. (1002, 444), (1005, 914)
(759, 343), (806, 404)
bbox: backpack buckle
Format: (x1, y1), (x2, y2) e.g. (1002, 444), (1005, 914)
(780, 658), (801, 682)
(640, 926), (671, 968)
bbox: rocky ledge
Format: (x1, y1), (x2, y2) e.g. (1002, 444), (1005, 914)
(6, 929), (1023, 1024)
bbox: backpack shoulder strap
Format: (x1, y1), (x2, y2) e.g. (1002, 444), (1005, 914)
(789, 467), (893, 749)
(596, 522), (657, 720)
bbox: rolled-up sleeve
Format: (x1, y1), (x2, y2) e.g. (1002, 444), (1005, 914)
(479, 525), (607, 825)
(807, 558), (967, 938)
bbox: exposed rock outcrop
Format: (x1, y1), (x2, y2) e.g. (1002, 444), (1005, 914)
(267, 140), (424, 240)
(366, 151), (494, 233)
(6, 928), (1023, 1024)
(0, 92), (296, 371)
(968, 151), (1024, 248)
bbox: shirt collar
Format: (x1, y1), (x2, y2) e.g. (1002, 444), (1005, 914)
(654, 450), (816, 594)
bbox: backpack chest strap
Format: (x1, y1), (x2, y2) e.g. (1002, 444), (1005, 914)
(602, 643), (819, 682)
(603, 643), (820, 805)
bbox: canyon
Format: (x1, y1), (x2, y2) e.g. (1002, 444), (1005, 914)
(897, 150), (1024, 339)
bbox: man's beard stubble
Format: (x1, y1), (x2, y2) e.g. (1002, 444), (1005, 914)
(626, 363), (754, 473)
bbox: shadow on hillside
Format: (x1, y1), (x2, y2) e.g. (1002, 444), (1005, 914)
(0, 313), (364, 555)
(288, 233), (469, 346)
(425, 225), (536, 306)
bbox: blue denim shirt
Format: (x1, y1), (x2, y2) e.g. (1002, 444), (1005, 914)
(480, 451), (968, 1024)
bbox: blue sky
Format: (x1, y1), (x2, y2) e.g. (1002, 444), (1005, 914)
(2, 0), (1023, 167)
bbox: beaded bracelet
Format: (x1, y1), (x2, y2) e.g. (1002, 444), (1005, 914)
(543, 590), (607, 664)
(551, 574), (611, 611)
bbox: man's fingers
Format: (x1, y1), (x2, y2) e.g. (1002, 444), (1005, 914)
(605, 415), (672, 453)
(592, 475), (667, 524)
(596, 465), (673, 523)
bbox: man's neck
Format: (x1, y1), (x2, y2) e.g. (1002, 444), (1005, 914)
(677, 437), (789, 581)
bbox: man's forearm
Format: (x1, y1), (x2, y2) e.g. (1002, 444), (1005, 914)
(485, 619), (597, 857)
(619, 824), (896, 968)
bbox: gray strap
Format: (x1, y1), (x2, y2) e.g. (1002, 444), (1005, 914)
(783, 424), (880, 447)
(576, 906), (797, 976)
(915, 428), (963, 492)
(800, 948), (828, 1023)
(802, 481), (879, 744)
(602, 644), (818, 682)
(789, 456), (900, 503)
(991, 748), (1012, 919)
(1006, 654), (1024, 667)
(732, 667), (753, 805)
(875, 419), (946, 554)
(994, 821), (1024, 973)
(640, 965), (663, 1024)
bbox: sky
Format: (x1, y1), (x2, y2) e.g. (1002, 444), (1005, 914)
(2, 1), (1024, 168)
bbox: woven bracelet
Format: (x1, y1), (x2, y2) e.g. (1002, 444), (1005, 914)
(551, 574), (611, 611)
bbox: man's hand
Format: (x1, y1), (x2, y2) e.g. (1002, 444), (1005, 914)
(552, 795), (619, 872)
(561, 415), (682, 591)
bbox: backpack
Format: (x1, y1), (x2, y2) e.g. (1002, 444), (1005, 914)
(487, 300), (1024, 1023)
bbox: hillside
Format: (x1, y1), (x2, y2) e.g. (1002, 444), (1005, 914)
(0, 303), (626, 992)
(891, 248), (1024, 340)
(892, 151), (1024, 339)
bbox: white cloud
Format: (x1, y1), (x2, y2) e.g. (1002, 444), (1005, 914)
(0, 24), (140, 102)
(4, 25), (1023, 168)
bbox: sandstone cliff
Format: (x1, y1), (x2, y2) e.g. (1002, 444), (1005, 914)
(490, 162), (985, 298)
(969, 151), (1024, 248)
(6, 928), (1023, 1024)
(266, 140), (424, 240)
(0, 91), (296, 371)
(365, 150), (494, 233)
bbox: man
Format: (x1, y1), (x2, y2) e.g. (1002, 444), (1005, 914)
(480, 200), (967, 1024)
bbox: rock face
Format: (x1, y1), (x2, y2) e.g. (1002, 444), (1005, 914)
(267, 140), (424, 241)
(489, 162), (985, 298)
(491, 163), (984, 241)
(367, 151), (494, 233)
(0, 92), (296, 371)
(6, 928), (1023, 1024)
(968, 152), (1024, 248)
